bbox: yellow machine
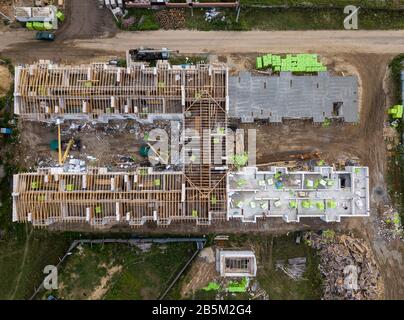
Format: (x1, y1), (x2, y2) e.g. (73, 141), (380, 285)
(57, 123), (74, 165)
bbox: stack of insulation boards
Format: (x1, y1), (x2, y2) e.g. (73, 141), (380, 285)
(26, 21), (53, 30)
(256, 54), (327, 73)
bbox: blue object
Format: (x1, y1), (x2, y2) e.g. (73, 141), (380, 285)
(35, 31), (55, 41)
(0, 128), (12, 134)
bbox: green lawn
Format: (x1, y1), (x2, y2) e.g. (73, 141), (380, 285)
(0, 228), (74, 300)
(256, 234), (323, 300)
(39, 242), (195, 300)
(121, 7), (404, 31)
(239, 0), (404, 8)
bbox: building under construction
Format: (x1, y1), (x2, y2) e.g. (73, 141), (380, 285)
(14, 60), (227, 123)
(228, 166), (370, 223)
(12, 60), (370, 228)
(13, 61), (229, 227)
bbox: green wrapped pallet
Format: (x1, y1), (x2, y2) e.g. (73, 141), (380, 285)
(256, 57), (263, 69)
(56, 10), (65, 22)
(44, 22), (53, 30)
(33, 22), (45, 31)
(267, 54), (272, 64)
(262, 55), (268, 68)
(257, 53), (326, 73)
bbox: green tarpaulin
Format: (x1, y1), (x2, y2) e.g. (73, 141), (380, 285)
(203, 282), (220, 291)
(227, 277), (248, 293)
(388, 105), (403, 119)
(302, 200), (312, 209)
(56, 10), (65, 22)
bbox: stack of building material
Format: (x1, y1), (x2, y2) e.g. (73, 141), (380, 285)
(256, 54), (327, 73)
(15, 5), (58, 29)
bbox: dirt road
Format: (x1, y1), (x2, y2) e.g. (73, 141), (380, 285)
(3, 30), (404, 61)
(72, 30), (404, 54)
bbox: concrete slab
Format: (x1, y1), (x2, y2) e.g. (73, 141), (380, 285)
(229, 72), (358, 123)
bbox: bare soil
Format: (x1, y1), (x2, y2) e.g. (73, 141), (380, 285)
(88, 264), (122, 300)
(181, 247), (216, 297)
(55, 0), (118, 41)
(0, 64), (11, 97)
(16, 120), (171, 169)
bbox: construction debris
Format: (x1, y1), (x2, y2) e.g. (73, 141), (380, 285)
(377, 204), (404, 242)
(276, 257), (307, 281)
(205, 8), (222, 22)
(155, 9), (185, 30)
(308, 232), (383, 300)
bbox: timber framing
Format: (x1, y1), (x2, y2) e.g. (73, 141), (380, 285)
(13, 61), (229, 228)
(14, 61), (227, 123)
(12, 168), (185, 227)
(12, 60), (370, 229)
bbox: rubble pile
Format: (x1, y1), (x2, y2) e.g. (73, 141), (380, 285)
(0, 1), (13, 19)
(205, 8), (222, 22)
(376, 205), (404, 242)
(20, 119), (181, 171)
(155, 9), (186, 30)
(308, 232), (383, 300)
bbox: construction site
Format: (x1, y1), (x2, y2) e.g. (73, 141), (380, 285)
(10, 52), (370, 229)
(2, 0), (404, 301)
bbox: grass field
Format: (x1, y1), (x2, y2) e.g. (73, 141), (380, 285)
(0, 228), (74, 299)
(0, 57), (76, 300)
(123, 7), (404, 31)
(239, 0), (404, 8)
(38, 242), (195, 300)
(255, 234), (322, 299)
